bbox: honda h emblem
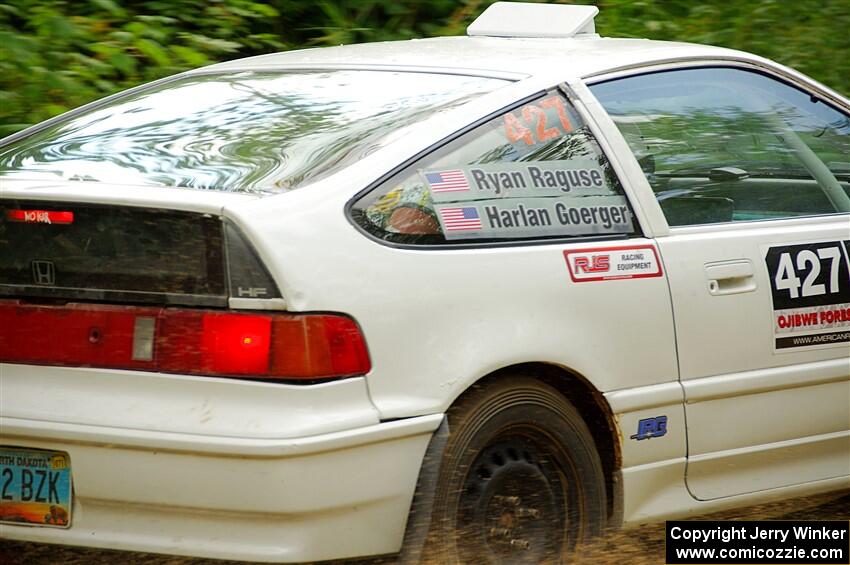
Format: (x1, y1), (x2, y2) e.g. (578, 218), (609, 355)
(32, 260), (56, 285)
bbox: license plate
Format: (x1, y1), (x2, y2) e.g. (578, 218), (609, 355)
(0, 447), (73, 528)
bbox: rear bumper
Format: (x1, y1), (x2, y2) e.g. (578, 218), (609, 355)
(0, 364), (441, 562)
(0, 413), (441, 562)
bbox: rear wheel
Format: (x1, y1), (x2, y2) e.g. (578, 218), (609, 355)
(426, 376), (606, 564)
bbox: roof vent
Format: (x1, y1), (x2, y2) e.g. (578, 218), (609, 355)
(467, 2), (599, 38)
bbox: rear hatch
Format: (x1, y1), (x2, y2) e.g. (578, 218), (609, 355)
(1, 200), (231, 306)
(0, 198), (370, 381)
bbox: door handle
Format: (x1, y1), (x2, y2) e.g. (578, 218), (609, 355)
(704, 260), (756, 295)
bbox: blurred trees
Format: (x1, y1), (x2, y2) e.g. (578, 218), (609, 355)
(1, 0), (848, 136)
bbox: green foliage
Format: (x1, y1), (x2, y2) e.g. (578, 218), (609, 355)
(1, 0), (848, 136)
(0, 0), (285, 135)
(589, 0), (850, 98)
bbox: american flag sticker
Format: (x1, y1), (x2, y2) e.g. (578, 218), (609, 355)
(424, 170), (470, 193)
(438, 206), (482, 231)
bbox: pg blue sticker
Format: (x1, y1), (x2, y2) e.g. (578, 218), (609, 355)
(631, 416), (667, 440)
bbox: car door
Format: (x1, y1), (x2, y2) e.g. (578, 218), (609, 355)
(590, 66), (850, 500)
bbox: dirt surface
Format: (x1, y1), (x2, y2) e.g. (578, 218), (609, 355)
(2, 490), (848, 565)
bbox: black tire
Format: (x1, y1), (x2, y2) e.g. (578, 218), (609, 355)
(425, 376), (607, 564)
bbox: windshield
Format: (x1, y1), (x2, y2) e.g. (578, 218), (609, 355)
(0, 70), (507, 193)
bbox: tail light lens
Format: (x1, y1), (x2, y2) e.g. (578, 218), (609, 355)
(6, 209), (75, 224)
(0, 301), (371, 381)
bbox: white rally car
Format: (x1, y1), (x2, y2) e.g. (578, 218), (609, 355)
(1, 3), (848, 563)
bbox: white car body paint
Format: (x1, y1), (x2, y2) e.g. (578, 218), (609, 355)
(1, 24), (849, 562)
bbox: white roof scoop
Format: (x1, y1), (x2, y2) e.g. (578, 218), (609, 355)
(467, 2), (599, 38)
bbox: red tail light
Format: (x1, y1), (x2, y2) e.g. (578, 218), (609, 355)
(6, 209), (74, 224)
(0, 301), (370, 381)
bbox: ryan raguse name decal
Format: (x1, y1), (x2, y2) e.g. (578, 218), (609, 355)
(423, 160), (633, 240)
(422, 160), (609, 203)
(468, 164), (603, 194)
(764, 240), (850, 350)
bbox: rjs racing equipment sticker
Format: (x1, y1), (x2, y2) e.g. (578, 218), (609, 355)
(564, 244), (662, 282)
(764, 240), (850, 351)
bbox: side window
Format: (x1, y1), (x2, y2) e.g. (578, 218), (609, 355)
(350, 91), (637, 245)
(590, 67), (850, 227)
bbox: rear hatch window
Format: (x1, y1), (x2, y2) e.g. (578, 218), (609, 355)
(1, 201), (226, 306)
(0, 70), (508, 193)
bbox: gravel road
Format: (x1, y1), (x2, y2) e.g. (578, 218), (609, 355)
(2, 490), (848, 565)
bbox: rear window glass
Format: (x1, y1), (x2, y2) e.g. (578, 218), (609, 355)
(0, 201), (225, 306)
(0, 71), (507, 193)
(351, 91), (636, 246)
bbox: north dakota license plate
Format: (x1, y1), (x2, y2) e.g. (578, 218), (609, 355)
(0, 447), (72, 528)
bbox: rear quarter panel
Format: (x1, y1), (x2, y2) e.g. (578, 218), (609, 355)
(226, 185), (679, 420)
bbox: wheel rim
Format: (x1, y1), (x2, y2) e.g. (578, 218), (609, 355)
(456, 434), (570, 564)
